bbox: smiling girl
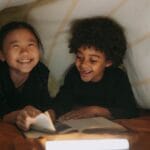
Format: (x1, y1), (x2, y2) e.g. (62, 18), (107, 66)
(0, 21), (53, 130)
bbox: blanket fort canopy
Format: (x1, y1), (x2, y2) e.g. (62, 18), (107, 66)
(0, 0), (150, 108)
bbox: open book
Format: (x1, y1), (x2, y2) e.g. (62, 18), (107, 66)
(29, 111), (73, 133)
(24, 111), (127, 138)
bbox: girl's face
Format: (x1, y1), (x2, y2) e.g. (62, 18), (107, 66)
(75, 46), (112, 82)
(1, 28), (41, 76)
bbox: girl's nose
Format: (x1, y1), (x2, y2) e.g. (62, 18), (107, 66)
(20, 47), (29, 54)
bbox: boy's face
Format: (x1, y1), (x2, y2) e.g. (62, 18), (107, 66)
(1, 28), (41, 76)
(75, 46), (112, 82)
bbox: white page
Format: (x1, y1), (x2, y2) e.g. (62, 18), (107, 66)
(31, 111), (56, 132)
(62, 117), (127, 132)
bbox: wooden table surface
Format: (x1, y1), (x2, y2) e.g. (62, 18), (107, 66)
(0, 115), (150, 150)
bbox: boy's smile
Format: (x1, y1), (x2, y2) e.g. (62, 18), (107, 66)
(75, 46), (112, 82)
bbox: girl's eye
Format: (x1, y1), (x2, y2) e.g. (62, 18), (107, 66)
(90, 59), (97, 63)
(28, 43), (35, 47)
(12, 44), (19, 48)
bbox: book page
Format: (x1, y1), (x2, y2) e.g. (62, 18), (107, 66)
(62, 117), (127, 133)
(24, 112), (74, 138)
(24, 117), (127, 138)
(55, 121), (77, 133)
(31, 111), (56, 133)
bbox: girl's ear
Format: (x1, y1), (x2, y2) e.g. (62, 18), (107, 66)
(106, 60), (112, 67)
(0, 51), (5, 61)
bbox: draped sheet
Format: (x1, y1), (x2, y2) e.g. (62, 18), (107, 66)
(0, 0), (150, 108)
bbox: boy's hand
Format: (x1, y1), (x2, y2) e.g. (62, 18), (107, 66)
(58, 106), (111, 121)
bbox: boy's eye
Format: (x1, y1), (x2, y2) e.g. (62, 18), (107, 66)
(76, 55), (83, 60)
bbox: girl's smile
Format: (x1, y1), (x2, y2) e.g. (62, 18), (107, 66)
(2, 28), (41, 76)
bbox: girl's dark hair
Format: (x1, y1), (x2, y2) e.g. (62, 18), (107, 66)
(69, 16), (127, 67)
(0, 21), (43, 51)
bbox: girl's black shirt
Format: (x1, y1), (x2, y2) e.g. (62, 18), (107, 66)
(53, 65), (139, 119)
(0, 61), (52, 117)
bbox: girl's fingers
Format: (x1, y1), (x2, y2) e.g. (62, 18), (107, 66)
(16, 110), (36, 131)
(17, 110), (27, 120)
(24, 106), (41, 117)
(16, 119), (29, 131)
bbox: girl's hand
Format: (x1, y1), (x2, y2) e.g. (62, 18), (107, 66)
(16, 106), (41, 131)
(23, 105), (41, 117)
(58, 106), (111, 121)
(16, 110), (35, 131)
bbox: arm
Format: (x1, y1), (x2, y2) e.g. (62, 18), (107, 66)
(0, 86), (24, 124)
(58, 106), (112, 121)
(51, 66), (77, 118)
(3, 105), (41, 131)
(3, 110), (20, 124)
(108, 70), (139, 119)
(32, 63), (53, 112)
(59, 69), (139, 121)
(0, 86), (14, 120)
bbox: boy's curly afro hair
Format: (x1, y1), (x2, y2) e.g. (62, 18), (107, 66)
(68, 16), (127, 67)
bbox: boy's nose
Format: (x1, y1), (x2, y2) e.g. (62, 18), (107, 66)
(80, 60), (89, 68)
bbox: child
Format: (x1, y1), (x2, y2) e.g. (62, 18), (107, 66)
(0, 21), (53, 130)
(52, 16), (139, 121)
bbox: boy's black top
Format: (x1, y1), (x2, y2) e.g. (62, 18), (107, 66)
(0, 61), (52, 117)
(53, 65), (139, 119)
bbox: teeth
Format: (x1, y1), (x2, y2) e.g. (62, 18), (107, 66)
(18, 59), (31, 63)
(81, 71), (91, 74)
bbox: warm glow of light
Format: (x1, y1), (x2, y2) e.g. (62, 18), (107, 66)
(46, 139), (129, 150)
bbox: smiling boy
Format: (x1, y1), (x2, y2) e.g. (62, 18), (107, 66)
(52, 16), (139, 121)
